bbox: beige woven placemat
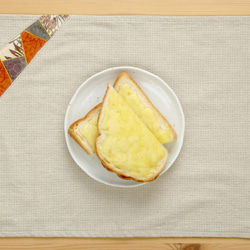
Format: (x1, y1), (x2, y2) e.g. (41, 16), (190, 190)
(0, 15), (249, 237)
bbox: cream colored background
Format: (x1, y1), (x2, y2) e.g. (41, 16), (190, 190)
(0, 15), (250, 238)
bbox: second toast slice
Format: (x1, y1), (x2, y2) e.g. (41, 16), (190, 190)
(113, 72), (177, 144)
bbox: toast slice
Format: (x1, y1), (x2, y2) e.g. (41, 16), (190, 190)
(95, 83), (168, 182)
(113, 72), (177, 144)
(68, 103), (102, 155)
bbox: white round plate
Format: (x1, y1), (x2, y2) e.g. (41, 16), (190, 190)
(64, 66), (185, 188)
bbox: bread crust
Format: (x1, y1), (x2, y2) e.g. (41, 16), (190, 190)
(113, 72), (177, 143)
(68, 103), (102, 155)
(95, 83), (168, 183)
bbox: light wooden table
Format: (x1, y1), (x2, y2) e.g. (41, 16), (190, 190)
(0, 1), (249, 249)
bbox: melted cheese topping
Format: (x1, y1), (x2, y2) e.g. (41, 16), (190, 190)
(79, 116), (98, 153)
(117, 83), (171, 144)
(99, 88), (166, 179)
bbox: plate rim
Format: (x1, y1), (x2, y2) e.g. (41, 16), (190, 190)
(64, 66), (185, 188)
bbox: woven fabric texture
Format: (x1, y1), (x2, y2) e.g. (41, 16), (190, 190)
(0, 15), (249, 237)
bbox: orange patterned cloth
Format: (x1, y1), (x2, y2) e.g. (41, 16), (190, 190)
(0, 60), (12, 95)
(0, 15), (68, 97)
(21, 31), (47, 64)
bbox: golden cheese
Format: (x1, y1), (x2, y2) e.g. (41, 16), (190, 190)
(117, 83), (171, 144)
(79, 116), (99, 153)
(99, 88), (166, 178)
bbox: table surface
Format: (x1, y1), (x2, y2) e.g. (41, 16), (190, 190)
(0, 0), (249, 249)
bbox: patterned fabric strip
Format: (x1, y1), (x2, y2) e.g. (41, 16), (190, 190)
(0, 15), (69, 97)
